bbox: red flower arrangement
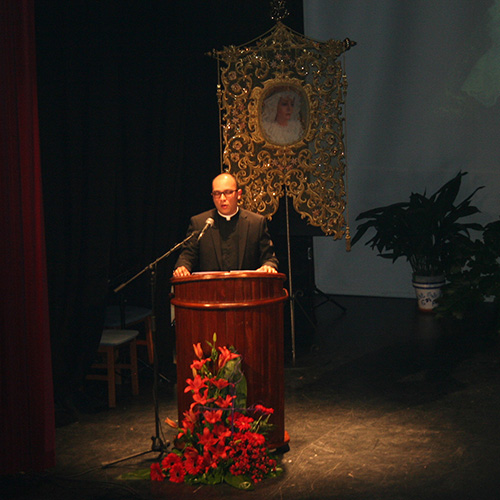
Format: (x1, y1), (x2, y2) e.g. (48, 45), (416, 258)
(150, 335), (281, 489)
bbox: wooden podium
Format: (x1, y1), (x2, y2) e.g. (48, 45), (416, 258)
(171, 271), (289, 448)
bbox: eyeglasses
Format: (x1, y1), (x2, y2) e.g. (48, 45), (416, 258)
(211, 189), (237, 198)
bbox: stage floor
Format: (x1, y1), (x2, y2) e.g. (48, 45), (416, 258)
(3, 295), (500, 499)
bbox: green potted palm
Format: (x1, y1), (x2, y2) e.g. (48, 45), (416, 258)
(351, 171), (483, 311)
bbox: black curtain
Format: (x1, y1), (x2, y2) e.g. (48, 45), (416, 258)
(35, 1), (304, 407)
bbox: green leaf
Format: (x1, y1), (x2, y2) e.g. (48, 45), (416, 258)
(351, 171), (484, 276)
(117, 468), (152, 480)
(268, 466), (284, 478)
(224, 473), (254, 490)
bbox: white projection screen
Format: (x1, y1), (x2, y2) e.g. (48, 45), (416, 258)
(304, 0), (500, 297)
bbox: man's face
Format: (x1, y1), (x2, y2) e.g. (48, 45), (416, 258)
(212, 175), (241, 216)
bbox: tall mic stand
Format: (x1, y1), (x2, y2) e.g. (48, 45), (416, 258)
(101, 232), (195, 468)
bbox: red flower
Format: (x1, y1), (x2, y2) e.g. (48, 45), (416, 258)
(191, 392), (208, 406)
(232, 412), (254, 431)
(203, 409), (223, 424)
(255, 404), (274, 415)
(183, 407), (199, 424)
(184, 374), (207, 394)
(193, 342), (204, 360)
(215, 394), (235, 408)
(212, 423), (232, 443)
(150, 462), (165, 481)
(169, 462), (186, 483)
(197, 426), (218, 452)
(183, 445), (198, 460)
(218, 346), (240, 369)
(161, 452), (181, 470)
(164, 417), (178, 429)
(183, 446), (204, 475)
(210, 377), (230, 390)
(246, 431), (265, 446)
(212, 441), (230, 461)
(190, 358), (208, 371)
(177, 407), (199, 438)
(185, 455), (203, 475)
(227, 433), (275, 480)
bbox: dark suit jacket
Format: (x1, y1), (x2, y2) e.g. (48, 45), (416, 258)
(174, 208), (278, 272)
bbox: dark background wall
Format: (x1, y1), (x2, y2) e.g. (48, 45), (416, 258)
(34, 1), (305, 402)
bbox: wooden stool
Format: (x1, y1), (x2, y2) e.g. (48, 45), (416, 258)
(104, 306), (154, 364)
(87, 329), (139, 408)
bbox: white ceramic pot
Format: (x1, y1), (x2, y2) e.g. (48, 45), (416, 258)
(412, 275), (445, 312)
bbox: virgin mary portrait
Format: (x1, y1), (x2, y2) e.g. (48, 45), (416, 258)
(260, 86), (306, 146)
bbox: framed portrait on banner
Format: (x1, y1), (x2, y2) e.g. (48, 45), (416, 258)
(259, 83), (308, 147)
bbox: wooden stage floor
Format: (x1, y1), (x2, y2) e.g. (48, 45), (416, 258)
(3, 295), (500, 499)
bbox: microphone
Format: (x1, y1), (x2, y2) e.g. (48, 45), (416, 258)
(197, 217), (214, 241)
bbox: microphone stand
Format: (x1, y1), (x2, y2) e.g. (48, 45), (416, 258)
(101, 232), (196, 468)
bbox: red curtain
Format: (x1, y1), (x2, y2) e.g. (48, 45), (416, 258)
(0, 0), (55, 473)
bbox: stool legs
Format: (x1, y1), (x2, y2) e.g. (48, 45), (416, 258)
(88, 335), (139, 408)
(118, 316), (153, 364)
(104, 345), (117, 408)
(129, 338), (139, 396)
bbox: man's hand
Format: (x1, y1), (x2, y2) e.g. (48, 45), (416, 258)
(256, 265), (278, 274)
(173, 266), (191, 277)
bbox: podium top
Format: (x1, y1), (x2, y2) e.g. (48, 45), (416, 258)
(171, 270), (288, 310)
(171, 270), (287, 284)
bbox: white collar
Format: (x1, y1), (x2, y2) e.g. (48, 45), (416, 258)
(217, 207), (239, 221)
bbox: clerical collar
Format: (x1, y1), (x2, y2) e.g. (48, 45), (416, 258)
(217, 207), (239, 221)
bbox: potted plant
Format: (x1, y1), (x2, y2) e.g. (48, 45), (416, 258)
(351, 171), (483, 311)
(436, 219), (500, 334)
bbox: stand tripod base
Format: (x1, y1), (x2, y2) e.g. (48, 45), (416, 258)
(291, 289), (316, 330)
(313, 287), (347, 313)
(138, 358), (172, 384)
(101, 436), (169, 468)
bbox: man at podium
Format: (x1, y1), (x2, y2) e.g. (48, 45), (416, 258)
(173, 173), (278, 277)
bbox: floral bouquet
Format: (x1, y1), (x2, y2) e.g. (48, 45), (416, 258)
(150, 334), (281, 489)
